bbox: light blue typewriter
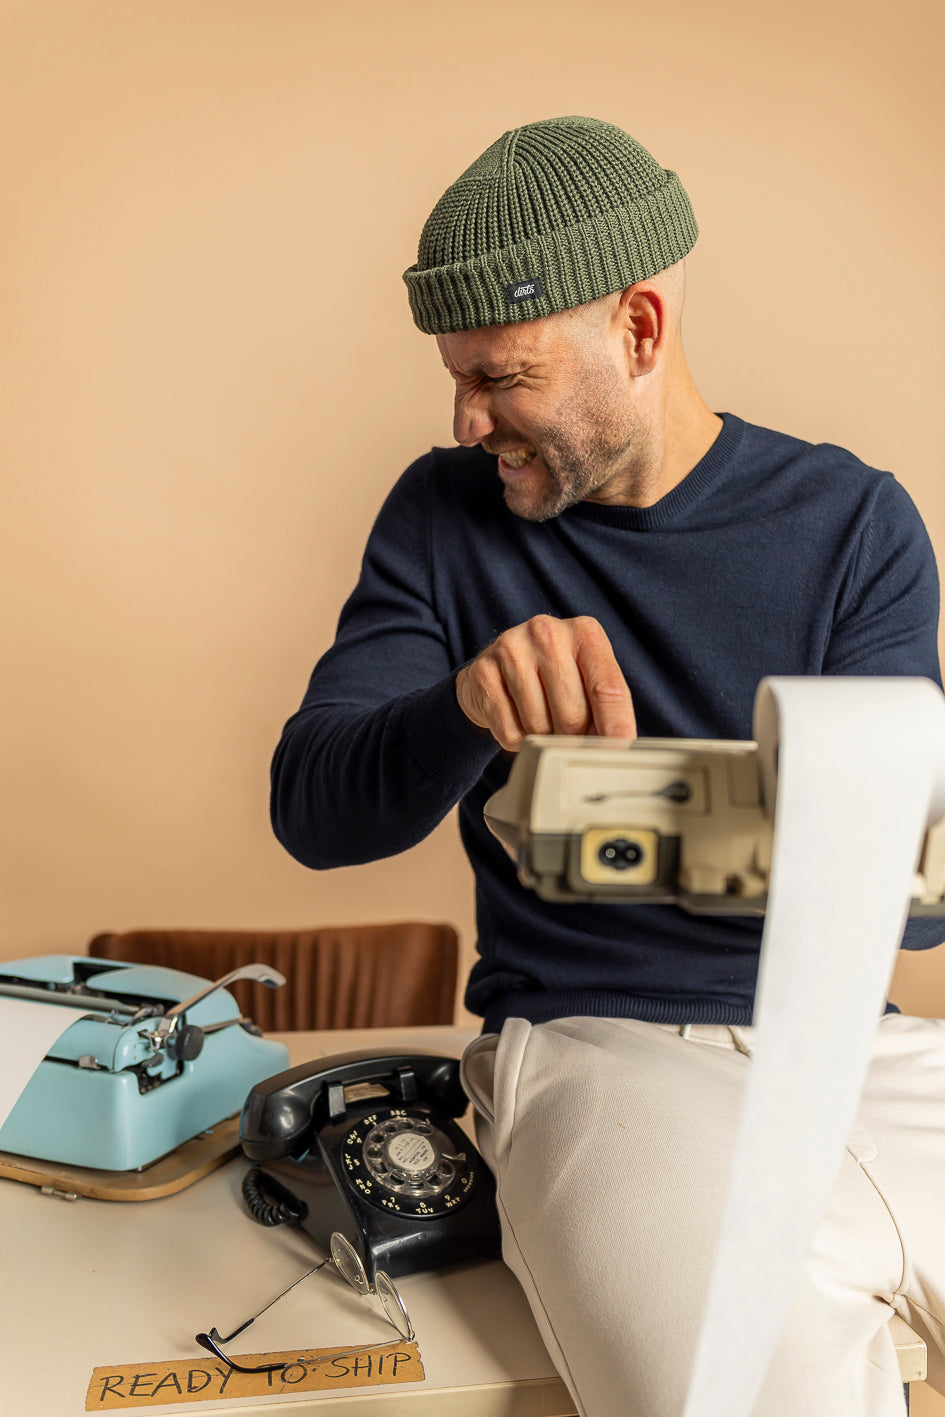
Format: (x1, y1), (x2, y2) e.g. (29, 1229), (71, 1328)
(0, 955), (290, 1171)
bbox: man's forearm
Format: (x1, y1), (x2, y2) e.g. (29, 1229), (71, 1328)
(270, 675), (498, 869)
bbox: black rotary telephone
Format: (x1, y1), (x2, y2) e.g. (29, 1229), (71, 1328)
(238, 1049), (501, 1281)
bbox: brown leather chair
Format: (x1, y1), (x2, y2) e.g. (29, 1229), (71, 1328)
(87, 922), (459, 1031)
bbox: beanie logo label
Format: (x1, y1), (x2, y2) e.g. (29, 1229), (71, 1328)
(506, 276), (543, 304)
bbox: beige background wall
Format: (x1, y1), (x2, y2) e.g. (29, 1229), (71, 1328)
(2, 0), (944, 1038)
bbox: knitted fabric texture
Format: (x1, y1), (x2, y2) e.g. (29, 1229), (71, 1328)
(403, 116), (698, 335)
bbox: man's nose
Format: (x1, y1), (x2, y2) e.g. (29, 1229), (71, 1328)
(453, 388), (496, 447)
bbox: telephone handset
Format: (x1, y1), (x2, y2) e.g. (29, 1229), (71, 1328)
(238, 1049), (501, 1282)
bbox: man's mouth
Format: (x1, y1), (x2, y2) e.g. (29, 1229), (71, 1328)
(497, 444), (537, 472)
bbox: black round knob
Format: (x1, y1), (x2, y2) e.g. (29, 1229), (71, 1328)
(172, 1024), (204, 1061)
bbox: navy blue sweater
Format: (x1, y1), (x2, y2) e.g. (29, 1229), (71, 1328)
(272, 414), (943, 1032)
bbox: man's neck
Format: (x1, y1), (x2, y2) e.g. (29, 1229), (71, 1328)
(584, 356), (723, 509)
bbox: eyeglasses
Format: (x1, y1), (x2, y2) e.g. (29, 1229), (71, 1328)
(195, 1232), (415, 1375)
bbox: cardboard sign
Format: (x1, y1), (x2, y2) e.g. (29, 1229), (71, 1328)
(86, 1342), (423, 1409)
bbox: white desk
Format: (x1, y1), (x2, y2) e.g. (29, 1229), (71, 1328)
(2, 1026), (577, 1416)
(4, 1025), (926, 1415)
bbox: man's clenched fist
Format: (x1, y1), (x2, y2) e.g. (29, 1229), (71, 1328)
(456, 614), (637, 752)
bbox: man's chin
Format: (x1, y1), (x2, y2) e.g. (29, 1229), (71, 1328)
(502, 482), (572, 523)
(494, 451), (582, 521)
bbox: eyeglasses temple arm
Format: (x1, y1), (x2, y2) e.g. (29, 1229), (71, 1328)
(194, 1330), (287, 1374)
(196, 1258), (331, 1346)
(194, 1328), (417, 1377)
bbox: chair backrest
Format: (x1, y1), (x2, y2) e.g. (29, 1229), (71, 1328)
(87, 923), (459, 1030)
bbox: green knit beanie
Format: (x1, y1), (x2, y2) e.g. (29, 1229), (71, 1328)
(404, 116), (698, 335)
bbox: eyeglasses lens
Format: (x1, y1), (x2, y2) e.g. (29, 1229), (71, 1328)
(327, 1233), (413, 1342)
(330, 1232), (371, 1294)
(375, 1269), (414, 1340)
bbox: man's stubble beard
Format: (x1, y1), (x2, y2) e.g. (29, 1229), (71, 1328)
(503, 381), (647, 523)
(501, 432), (620, 522)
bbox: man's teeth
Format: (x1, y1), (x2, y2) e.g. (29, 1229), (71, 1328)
(502, 446), (536, 469)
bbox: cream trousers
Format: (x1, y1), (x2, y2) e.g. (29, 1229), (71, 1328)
(461, 1013), (945, 1417)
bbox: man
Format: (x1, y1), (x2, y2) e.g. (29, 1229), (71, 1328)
(271, 117), (945, 1415)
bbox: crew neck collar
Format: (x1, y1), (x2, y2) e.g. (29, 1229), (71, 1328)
(561, 413), (744, 530)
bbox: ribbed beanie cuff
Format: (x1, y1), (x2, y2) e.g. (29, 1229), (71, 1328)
(404, 117), (698, 335)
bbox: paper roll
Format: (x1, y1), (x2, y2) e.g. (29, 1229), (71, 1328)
(0, 997), (93, 1134)
(682, 676), (945, 1417)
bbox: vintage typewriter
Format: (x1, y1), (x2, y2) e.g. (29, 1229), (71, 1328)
(0, 956), (290, 1171)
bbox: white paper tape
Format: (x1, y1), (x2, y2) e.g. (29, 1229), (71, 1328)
(0, 997), (93, 1134)
(683, 676), (945, 1417)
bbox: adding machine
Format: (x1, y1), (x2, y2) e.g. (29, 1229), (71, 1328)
(484, 727), (945, 915)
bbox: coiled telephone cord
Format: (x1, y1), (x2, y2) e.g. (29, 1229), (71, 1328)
(241, 1165), (305, 1227)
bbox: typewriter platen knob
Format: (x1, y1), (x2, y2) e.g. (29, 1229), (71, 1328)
(170, 1024), (204, 1062)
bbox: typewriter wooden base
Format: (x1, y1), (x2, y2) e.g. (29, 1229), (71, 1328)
(0, 1114), (241, 1200)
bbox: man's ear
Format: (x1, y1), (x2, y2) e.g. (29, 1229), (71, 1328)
(616, 283), (665, 375)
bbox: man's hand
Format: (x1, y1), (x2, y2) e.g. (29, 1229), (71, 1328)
(456, 615), (637, 751)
